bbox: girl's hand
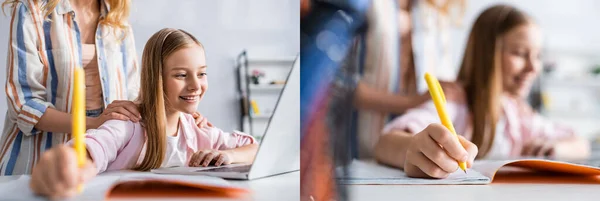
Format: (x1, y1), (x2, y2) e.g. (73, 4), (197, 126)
(30, 145), (97, 200)
(192, 112), (213, 129)
(404, 124), (478, 178)
(189, 149), (232, 167)
(522, 138), (558, 158)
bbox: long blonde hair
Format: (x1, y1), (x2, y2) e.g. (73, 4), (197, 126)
(2, 0), (130, 30)
(456, 4), (533, 158)
(134, 28), (203, 171)
(424, 0), (466, 26)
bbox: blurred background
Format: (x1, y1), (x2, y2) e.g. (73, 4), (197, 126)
(300, 0), (600, 200)
(0, 0), (300, 140)
(442, 0), (600, 140)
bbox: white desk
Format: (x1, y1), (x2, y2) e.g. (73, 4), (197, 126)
(0, 171), (299, 201)
(345, 142), (600, 201)
(346, 180), (600, 201)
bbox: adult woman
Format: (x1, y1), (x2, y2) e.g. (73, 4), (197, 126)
(0, 0), (141, 175)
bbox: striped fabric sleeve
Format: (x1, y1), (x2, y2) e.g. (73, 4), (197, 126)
(6, 2), (54, 135)
(124, 26), (140, 101)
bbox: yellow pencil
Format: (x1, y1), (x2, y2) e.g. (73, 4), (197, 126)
(72, 68), (86, 192)
(424, 73), (467, 173)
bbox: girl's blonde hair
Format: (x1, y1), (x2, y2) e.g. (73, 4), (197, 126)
(456, 4), (533, 158)
(2, 0), (130, 31)
(134, 28), (203, 171)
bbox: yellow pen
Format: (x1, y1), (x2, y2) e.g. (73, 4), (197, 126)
(72, 68), (86, 192)
(424, 73), (467, 173)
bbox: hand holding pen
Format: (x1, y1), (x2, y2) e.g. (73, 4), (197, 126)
(403, 73), (478, 179)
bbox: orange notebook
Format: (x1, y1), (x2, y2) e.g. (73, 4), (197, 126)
(338, 159), (600, 185)
(105, 174), (250, 199)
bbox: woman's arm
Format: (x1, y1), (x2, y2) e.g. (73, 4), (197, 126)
(353, 81), (428, 114)
(35, 100), (141, 133)
(5, 2), (55, 135)
(34, 108), (103, 133)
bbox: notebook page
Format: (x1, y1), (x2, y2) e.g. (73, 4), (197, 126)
(337, 160), (490, 185)
(472, 160), (518, 179)
(0, 174), (121, 201)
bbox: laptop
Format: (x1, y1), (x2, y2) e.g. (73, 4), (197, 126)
(152, 55), (300, 180)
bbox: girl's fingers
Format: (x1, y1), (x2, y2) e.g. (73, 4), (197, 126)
(458, 136), (478, 168)
(524, 140), (542, 156)
(202, 152), (217, 167)
(30, 166), (51, 196)
(407, 151), (450, 178)
(214, 154), (225, 166)
(56, 147), (78, 190)
(42, 152), (60, 194)
(537, 142), (555, 157)
(425, 124), (468, 162)
(420, 135), (459, 173)
(79, 161), (98, 184)
(194, 151), (208, 167)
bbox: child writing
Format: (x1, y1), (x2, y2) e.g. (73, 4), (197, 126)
(373, 4), (590, 179)
(29, 28), (259, 199)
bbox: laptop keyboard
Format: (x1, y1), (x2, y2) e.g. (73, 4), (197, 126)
(195, 164), (252, 173)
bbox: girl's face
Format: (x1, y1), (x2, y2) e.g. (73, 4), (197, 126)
(501, 24), (543, 99)
(162, 44), (208, 114)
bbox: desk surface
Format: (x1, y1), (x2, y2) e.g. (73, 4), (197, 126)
(0, 171), (299, 201)
(343, 141), (600, 201)
(347, 183), (600, 201)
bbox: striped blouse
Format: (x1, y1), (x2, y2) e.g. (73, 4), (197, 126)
(354, 0), (400, 159)
(0, 0), (140, 175)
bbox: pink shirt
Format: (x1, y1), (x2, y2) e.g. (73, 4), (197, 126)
(383, 96), (574, 159)
(69, 113), (256, 173)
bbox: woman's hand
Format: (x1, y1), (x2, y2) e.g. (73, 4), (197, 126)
(192, 112), (213, 129)
(30, 145), (97, 200)
(89, 100), (141, 129)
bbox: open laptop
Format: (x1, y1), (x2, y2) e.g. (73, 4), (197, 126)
(152, 55), (300, 180)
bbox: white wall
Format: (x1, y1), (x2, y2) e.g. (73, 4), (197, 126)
(0, 0), (299, 134)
